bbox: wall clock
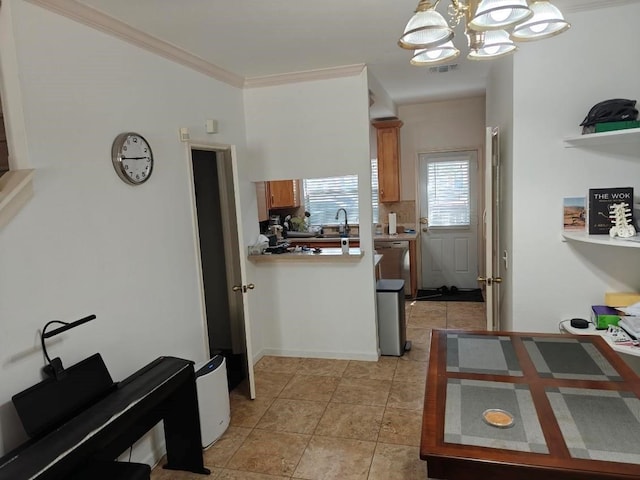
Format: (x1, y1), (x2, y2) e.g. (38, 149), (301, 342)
(111, 132), (153, 185)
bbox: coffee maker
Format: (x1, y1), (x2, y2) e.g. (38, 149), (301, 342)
(268, 215), (282, 244)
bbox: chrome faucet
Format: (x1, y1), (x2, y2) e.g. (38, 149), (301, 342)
(335, 208), (350, 236)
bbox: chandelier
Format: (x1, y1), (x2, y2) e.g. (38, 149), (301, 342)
(399, 0), (570, 65)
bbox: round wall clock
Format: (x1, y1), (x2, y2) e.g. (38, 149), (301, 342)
(111, 132), (153, 185)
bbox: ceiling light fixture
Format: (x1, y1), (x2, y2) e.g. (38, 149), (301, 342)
(399, 0), (570, 65)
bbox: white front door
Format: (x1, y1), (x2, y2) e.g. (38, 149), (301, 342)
(419, 150), (479, 290)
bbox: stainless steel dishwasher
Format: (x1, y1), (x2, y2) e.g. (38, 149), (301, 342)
(374, 240), (410, 296)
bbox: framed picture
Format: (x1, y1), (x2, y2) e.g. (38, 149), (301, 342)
(563, 197), (586, 231)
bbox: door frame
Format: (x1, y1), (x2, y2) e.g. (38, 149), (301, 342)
(414, 146), (485, 292)
(185, 141), (256, 399)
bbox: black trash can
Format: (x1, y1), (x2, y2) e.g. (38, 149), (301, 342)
(376, 279), (410, 356)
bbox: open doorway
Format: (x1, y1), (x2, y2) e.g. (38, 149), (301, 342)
(190, 147), (250, 393)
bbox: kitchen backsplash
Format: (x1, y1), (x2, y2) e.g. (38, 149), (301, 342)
(379, 201), (416, 229)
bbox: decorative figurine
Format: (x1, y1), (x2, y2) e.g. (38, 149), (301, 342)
(609, 202), (636, 238)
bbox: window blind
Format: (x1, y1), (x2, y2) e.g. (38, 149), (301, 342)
(426, 158), (470, 227)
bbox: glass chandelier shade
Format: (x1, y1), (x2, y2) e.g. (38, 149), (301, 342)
(468, 30), (517, 59)
(510, 1), (570, 41)
(411, 42), (460, 65)
(398, 4), (454, 49)
(468, 0), (533, 31)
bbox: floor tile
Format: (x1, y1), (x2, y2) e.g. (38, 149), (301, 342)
(297, 358), (350, 377)
(293, 435), (376, 480)
(378, 408), (423, 446)
(400, 342), (429, 362)
(331, 377), (392, 406)
(279, 374), (340, 402)
(393, 360), (427, 383)
(255, 398), (327, 434)
(202, 426), (252, 468)
(229, 392), (274, 428)
(387, 381), (425, 411)
(254, 355), (303, 374)
(254, 370), (294, 398)
(343, 357), (397, 380)
(368, 443), (427, 480)
(406, 327), (431, 345)
(226, 429), (310, 476)
(315, 402), (384, 441)
(217, 470), (289, 479)
(151, 465), (221, 479)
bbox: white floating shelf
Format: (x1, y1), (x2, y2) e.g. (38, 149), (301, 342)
(563, 127), (640, 148)
(562, 231), (640, 248)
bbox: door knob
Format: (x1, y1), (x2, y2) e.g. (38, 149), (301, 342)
(420, 217), (428, 225)
(232, 285), (243, 292)
(246, 283), (255, 290)
(477, 276), (502, 286)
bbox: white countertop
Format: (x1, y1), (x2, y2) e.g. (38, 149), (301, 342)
(561, 320), (640, 357)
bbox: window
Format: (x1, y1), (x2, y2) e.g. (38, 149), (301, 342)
(301, 164), (379, 227)
(426, 156), (471, 227)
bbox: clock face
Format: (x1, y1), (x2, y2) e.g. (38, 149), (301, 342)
(112, 132), (153, 185)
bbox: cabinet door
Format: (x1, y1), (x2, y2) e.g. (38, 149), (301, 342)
(255, 181), (269, 222)
(269, 180), (300, 208)
(373, 119), (403, 203)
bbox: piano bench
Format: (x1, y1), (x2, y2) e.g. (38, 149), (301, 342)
(69, 460), (151, 480)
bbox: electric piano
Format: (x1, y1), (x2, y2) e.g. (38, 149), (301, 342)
(0, 356), (210, 479)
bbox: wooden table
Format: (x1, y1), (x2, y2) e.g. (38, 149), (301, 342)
(421, 330), (640, 480)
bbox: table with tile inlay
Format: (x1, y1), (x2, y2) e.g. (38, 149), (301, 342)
(421, 330), (640, 480)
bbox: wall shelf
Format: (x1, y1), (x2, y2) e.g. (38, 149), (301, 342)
(562, 231), (640, 248)
(563, 127), (640, 148)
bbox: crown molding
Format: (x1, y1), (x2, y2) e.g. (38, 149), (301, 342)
(244, 64), (366, 89)
(25, 0), (244, 88)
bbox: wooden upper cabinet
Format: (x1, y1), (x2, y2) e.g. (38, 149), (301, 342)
(373, 118), (403, 203)
(255, 181), (269, 222)
(268, 180), (300, 209)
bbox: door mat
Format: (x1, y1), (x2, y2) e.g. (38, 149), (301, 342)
(415, 288), (484, 302)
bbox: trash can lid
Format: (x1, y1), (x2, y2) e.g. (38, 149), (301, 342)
(376, 279), (405, 292)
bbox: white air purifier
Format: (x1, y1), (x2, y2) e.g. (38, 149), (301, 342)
(195, 355), (230, 448)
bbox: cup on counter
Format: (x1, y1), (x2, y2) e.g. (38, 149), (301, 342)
(341, 237), (349, 254)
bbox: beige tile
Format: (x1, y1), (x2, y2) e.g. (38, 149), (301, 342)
(387, 381), (425, 411)
(217, 470), (289, 479)
(343, 357), (397, 380)
(406, 327), (431, 345)
(254, 370), (294, 398)
(203, 426), (252, 468)
(393, 360), (427, 384)
(331, 377), (392, 406)
(315, 402), (384, 441)
(409, 300), (447, 313)
(378, 408), (423, 446)
(254, 355), (303, 374)
(297, 358), (349, 377)
(446, 302), (486, 327)
(293, 435), (376, 480)
(368, 443), (427, 480)
(151, 464), (221, 479)
(255, 398), (327, 434)
(280, 374), (340, 402)
(446, 316), (486, 330)
(407, 311), (447, 329)
(400, 342), (430, 362)
(229, 392), (274, 428)
(226, 429), (310, 476)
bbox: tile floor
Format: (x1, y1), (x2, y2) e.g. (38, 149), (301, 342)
(151, 300), (486, 480)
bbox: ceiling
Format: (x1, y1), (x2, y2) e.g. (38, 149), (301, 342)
(72, 0), (635, 110)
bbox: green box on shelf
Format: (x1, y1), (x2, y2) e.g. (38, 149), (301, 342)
(594, 120), (640, 133)
(591, 305), (621, 330)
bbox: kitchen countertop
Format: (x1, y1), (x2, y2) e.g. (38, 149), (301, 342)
(248, 247), (364, 263)
(286, 231), (419, 243)
(374, 232), (419, 241)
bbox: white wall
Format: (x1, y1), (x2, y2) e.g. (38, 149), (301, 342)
(504, 3), (640, 331)
(398, 96), (486, 202)
(243, 71), (379, 360)
(0, 0), (251, 459)
(486, 56), (514, 330)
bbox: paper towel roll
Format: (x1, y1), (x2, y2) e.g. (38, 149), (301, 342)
(388, 212), (397, 235)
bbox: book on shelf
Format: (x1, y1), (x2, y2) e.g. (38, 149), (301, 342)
(588, 187), (634, 234)
(563, 197), (586, 232)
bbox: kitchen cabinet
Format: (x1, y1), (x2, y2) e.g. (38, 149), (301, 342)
(268, 180), (300, 209)
(373, 118), (403, 203)
(562, 128), (640, 248)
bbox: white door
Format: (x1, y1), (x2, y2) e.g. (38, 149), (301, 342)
(481, 128), (502, 330)
(189, 145), (256, 399)
(419, 151), (479, 289)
